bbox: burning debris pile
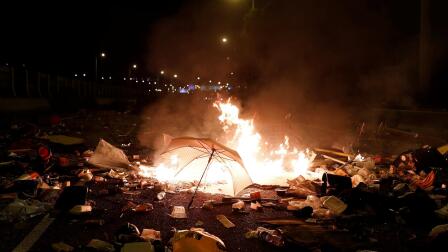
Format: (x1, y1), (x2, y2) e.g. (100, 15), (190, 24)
(139, 99), (317, 195)
(0, 104), (448, 251)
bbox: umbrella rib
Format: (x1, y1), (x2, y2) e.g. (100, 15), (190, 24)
(198, 140), (213, 154)
(190, 146), (210, 155)
(166, 145), (207, 153)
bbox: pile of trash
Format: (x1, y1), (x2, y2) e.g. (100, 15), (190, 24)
(1, 113), (448, 251)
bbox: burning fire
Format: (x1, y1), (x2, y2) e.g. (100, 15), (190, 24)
(139, 98), (316, 193)
(213, 99), (315, 185)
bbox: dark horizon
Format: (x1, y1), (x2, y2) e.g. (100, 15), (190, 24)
(1, 0), (448, 108)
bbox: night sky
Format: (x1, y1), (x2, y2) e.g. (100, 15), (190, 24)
(1, 0), (447, 107)
(0, 1), (184, 75)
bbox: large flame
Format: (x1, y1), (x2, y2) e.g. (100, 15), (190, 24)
(139, 98), (315, 193)
(213, 99), (315, 185)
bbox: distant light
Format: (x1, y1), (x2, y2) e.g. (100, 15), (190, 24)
(132, 64), (137, 69)
(197, 76), (200, 80)
(142, 80), (145, 83)
(230, 72), (234, 75)
(173, 74), (178, 78)
(221, 37), (228, 43)
(136, 80), (139, 83)
(109, 76), (112, 80)
(209, 80), (212, 83)
(123, 77), (127, 80)
(74, 74), (78, 77)
(82, 73), (86, 77)
(130, 78), (133, 80)
(154, 81), (157, 84)
(100, 52), (106, 57)
(101, 77), (104, 80)
(160, 70), (165, 75)
(218, 81), (221, 84)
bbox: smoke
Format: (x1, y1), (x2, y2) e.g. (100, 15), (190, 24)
(140, 0), (421, 150)
(137, 94), (223, 149)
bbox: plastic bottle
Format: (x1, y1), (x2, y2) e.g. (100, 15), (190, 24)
(257, 227), (284, 247)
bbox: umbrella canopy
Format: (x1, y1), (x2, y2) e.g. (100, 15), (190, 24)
(160, 136), (253, 196)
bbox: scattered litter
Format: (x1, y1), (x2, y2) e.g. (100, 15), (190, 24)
(51, 242), (74, 252)
(250, 201), (262, 211)
(88, 139), (130, 169)
(116, 223), (141, 243)
(133, 203), (153, 212)
(170, 228), (226, 252)
(156, 191), (166, 200)
(429, 224), (448, 238)
(322, 196), (347, 215)
(202, 200), (214, 210)
(86, 239), (115, 252)
(69, 205), (92, 215)
(0, 199), (51, 222)
(169, 206), (187, 219)
(140, 229), (161, 241)
(216, 214), (235, 228)
(245, 227), (284, 247)
(77, 169), (93, 181)
(232, 200), (245, 211)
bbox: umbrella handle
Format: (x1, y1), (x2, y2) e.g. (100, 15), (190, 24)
(187, 149), (215, 209)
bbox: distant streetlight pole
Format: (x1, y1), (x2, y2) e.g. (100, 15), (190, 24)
(95, 52), (106, 81)
(128, 64), (137, 82)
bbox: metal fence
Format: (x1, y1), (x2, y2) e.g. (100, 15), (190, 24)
(0, 65), (137, 98)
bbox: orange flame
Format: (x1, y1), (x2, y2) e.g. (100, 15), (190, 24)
(139, 98), (316, 192)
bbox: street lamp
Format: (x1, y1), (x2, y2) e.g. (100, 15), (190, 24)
(128, 64), (138, 84)
(160, 70), (165, 75)
(221, 37), (228, 44)
(173, 74), (178, 78)
(95, 52), (106, 81)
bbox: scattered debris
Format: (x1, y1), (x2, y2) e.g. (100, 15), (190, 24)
(169, 206), (187, 219)
(245, 227), (284, 247)
(140, 228), (161, 242)
(0, 199), (51, 222)
(133, 203), (153, 212)
(86, 239), (115, 252)
(170, 228), (226, 252)
(156, 191), (166, 200)
(216, 214), (235, 228)
(88, 139), (130, 169)
(51, 242), (74, 252)
(69, 205), (92, 215)
(232, 200), (245, 211)
(322, 196), (347, 215)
